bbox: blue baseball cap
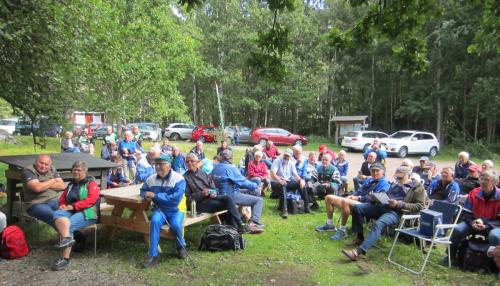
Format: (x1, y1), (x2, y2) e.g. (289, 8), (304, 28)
(154, 154), (172, 163)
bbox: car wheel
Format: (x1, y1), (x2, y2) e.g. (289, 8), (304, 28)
(398, 146), (408, 158)
(363, 143), (371, 153)
(294, 140), (302, 146)
(170, 133), (181, 141)
(259, 138), (267, 146)
(199, 136), (205, 143)
(429, 147), (438, 157)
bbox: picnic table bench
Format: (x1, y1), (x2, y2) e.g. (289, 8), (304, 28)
(100, 184), (226, 246)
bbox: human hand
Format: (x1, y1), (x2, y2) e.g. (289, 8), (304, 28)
(299, 180), (305, 189)
(388, 199), (398, 208)
(471, 219), (485, 231)
(145, 191), (155, 199)
(202, 189), (210, 197)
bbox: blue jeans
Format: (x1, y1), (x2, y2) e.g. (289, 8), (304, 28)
(264, 159), (273, 169)
(229, 192), (263, 225)
(27, 198), (59, 228)
(353, 177), (365, 191)
(149, 209), (185, 257)
(197, 195), (242, 228)
(450, 222), (500, 259)
(53, 210), (96, 233)
(351, 203), (401, 253)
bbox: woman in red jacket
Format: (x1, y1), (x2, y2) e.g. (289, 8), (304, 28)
(51, 161), (100, 271)
(247, 151), (270, 196)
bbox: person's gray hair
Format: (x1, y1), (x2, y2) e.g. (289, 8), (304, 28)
(480, 170), (498, 185)
(483, 160), (494, 168)
(292, 144), (302, 152)
(401, 159), (414, 168)
(254, 151), (263, 158)
(72, 161), (88, 173)
(124, 130), (132, 136)
(322, 153), (332, 161)
(149, 147), (161, 153)
(186, 153), (199, 162)
(308, 151), (317, 157)
(458, 151), (469, 159)
(338, 150), (347, 156)
(395, 166), (412, 176)
(367, 152), (377, 158)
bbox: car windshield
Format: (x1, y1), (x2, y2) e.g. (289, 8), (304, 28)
(390, 131), (413, 139)
(140, 125), (155, 131)
(346, 132), (358, 137)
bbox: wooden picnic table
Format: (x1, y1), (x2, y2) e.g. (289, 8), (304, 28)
(100, 184), (226, 247)
(0, 153), (119, 223)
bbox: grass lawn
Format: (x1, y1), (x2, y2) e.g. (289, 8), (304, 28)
(0, 136), (499, 285)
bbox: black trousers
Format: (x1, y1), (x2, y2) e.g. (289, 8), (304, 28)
(271, 181), (310, 211)
(197, 195), (242, 228)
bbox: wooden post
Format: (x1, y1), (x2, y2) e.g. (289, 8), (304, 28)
(335, 123), (339, 146)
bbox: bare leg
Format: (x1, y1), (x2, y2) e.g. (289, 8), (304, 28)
(62, 246), (72, 259)
(55, 217), (71, 238)
(340, 199), (357, 226)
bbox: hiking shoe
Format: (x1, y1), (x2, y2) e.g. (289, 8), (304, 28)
(177, 247), (188, 259)
(330, 229), (348, 240)
(315, 224), (336, 232)
(342, 248), (361, 262)
(51, 258), (70, 271)
(142, 255), (159, 268)
(247, 222), (264, 234)
(55, 237), (75, 249)
(282, 210), (288, 219)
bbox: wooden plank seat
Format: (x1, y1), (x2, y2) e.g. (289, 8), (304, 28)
(99, 184), (226, 243)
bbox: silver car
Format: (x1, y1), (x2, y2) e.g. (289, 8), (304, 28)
(127, 122), (162, 141)
(164, 123), (195, 140)
(224, 126), (252, 144)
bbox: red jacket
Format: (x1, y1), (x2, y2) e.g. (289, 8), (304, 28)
(59, 180), (100, 211)
(464, 187), (500, 228)
(264, 145), (280, 159)
(318, 150), (336, 161)
(248, 160), (268, 178)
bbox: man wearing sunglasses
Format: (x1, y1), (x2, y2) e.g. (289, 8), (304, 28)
(342, 165), (426, 261)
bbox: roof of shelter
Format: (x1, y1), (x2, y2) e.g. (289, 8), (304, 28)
(330, 115), (368, 122)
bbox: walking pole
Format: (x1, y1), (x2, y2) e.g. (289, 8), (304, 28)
(152, 203), (196, 269)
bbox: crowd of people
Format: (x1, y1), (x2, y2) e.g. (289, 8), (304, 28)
(1, 134), (498, 280)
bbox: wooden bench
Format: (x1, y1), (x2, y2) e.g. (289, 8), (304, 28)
(99, 184), (226, 243)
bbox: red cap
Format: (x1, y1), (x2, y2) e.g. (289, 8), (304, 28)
(468, 164), (481, 173)
(319, 144), (326, 152)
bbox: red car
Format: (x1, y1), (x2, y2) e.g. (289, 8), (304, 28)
(190, 125), (217, 142)
(250, 127), (307, 146)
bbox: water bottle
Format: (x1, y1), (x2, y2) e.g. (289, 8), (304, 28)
(191, 200), (196, 217)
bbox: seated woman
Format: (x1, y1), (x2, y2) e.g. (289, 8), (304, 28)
(247, 151), (269, 196)
(107, 155), (131, 188)
(51, 161), (100, 271)
(77, 129), (95, 156)
(61, 131), (80, 153)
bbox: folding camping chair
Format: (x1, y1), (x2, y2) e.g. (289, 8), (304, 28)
(387, 200), (462, 275)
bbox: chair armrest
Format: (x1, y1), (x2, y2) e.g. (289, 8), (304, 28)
(436, 224), (457, 229)
(401, 214), (421, 220)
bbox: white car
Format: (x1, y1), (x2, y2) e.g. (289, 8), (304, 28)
(381, 130), (440, 158)
(164, 123), (195, 140)
(0, 118), (18, 134)
(341, 130), (389, 152)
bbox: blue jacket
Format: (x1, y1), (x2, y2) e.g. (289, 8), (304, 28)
(428, 178), (460, 204)
(212, 161), (257, 195)
(363, 148), (387, 162)
(293, 155), (310, 180)
(172, 155), (187, 174)
(135, 156), (155, 184)
(333, 159), (349, 177)
(353, 177), (390, 203)
(107, 169), (127, 185)
(119, 140), (138, 159)
(454, 161), (472, 179)
(140, 171), (186, 213)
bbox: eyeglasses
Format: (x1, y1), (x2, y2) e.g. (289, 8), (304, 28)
(394, 176), (406, 181)
(254, 155), (262, 158)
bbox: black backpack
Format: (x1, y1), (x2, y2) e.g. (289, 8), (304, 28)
(199, 225), (245, 251)
(458, 238), (497, 273)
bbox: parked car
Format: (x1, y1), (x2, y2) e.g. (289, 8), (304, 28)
(15, 116), (61, 137)
(164, 123), (195, 140)
(127, 122), (162, 141)
(341, 130), (389, 152)
(93, 125), (110, 139)
(190, 125), (217, 142)
(250, 127), (308, 146)
(0, 118), (18, 134)
(224, 126), (252, 144)
(380, 130), (440, 158)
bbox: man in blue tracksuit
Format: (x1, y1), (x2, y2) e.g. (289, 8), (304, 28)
(140, 154), (187, 268)
(212, 150), (265, 233)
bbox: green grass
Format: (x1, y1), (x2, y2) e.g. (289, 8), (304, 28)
(1, 136), (499, 285)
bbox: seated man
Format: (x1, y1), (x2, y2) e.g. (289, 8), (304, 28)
(212, 150), (265, 232)
(263, 140), (280, 168)
(458, 164), (481, 195)
(184, 153), (248, 233)
(270, 149), (310, 218)
(363, 139), (387, 164)
(482, 160), (494, 173)
(77, 129), (95, 156)
(342, 166), (426, 261)
(316, 162), (390, 241)
(160, 138), (174, 155)
(449, 170), (500, 272)
(107, 155), (131, 188)
(103, 126), (117, 145)
(60, 131), (80, 153)
(119, 131), (140, 180)
(314, 153), (342, 199)
(171, 146), (187, 174)
(216, 140), (232, 155)
(101, 141), (118, 161)
(428, 167), (460, 204)
(353, 152), (377, 191)
(190, 140), (206, 167)
(454, 151), (474, 179)
(22, 155), (66, 228)
(131, 124), (144, 150)
(140, 154), (188, 268)
(135, 147), (160, 184)
(333, 150), (349, 193)
(412, 156), (429, 181)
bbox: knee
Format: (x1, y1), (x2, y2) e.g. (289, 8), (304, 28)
(488, 229), (500, 246)
(150, 215), (164, 227)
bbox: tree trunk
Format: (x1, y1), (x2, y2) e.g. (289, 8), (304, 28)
(370, 55), (375, 125)
(435, 67), (444, 144)
(474, 101), (479, 141)
(192, 74), (198, 124)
